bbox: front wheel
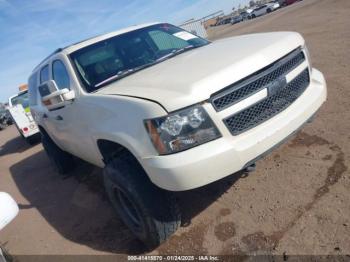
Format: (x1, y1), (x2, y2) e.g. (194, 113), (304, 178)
(103, 151), (181, 249)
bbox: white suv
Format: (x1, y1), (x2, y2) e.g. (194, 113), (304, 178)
(28, 23), (327, 248)
(251, 4), (278, 18)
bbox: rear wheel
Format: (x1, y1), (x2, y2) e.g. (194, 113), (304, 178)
(25, 133), (42, 145)
(252, 14), (256, 18)
(103, 151), (181, 249)
(267, 8), (271, 13)
(41, 132), (75, 175)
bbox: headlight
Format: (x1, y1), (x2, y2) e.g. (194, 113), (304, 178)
(144, 105), (221, 155)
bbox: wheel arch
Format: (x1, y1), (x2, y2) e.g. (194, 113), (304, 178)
(97, 139), (154, 183)
(37, 125), (63, 150)
(97, 139), (137, 164)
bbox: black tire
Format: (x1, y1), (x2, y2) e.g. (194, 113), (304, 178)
(26, 136), (36, 145)
(267, 8), (271, 13)
(41, 132), (75, 175)
(25, 133), (41, 145)
(252, 14), (256, 18)
(103, 151), (181, 249)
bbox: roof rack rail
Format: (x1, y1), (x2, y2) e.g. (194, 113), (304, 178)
(33, 48), (63, 72)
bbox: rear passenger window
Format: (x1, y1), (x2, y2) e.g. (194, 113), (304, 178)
(40, 65), (49, 83)
(52, 60), (70, 90)
(28, 73), (38, 106)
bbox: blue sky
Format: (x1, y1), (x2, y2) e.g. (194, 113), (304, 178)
(0, 0), (249, 102)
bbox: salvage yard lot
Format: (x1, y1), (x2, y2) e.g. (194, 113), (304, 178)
(1, 0), (349, 257)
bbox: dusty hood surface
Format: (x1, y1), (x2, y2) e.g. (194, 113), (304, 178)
(97, 32), (305, 112)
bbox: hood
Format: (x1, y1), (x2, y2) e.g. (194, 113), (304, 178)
(97, 32), (305, 112)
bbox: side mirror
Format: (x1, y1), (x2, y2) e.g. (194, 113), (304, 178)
(0, 192), (19, 231)
(39, 80), (75, 111)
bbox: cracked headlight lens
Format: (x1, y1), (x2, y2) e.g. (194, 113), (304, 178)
(145, 105), (221, 155)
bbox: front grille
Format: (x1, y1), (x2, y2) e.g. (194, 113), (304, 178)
(211, 48), (305, 111)
(224, 69), (310, 135)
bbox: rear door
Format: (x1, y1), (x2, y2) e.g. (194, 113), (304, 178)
(35, 63), (60, 142)
(29, 70), (44, 126)
(256, 6), (266, 16)
(261, 5), (268, 15)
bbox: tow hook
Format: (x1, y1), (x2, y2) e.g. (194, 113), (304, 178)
(244, 163), (256, 173)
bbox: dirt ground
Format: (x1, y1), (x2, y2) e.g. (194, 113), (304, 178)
(1, 0), (350, 258)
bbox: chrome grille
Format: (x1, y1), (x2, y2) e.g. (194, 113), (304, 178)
(211, 48), (305, 112)
(224, 69), (310, 135)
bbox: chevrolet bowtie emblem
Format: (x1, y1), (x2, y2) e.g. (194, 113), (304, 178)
(267, 76), (287, 96)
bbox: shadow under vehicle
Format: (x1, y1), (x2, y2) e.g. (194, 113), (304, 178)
(10, 149), (246, 253)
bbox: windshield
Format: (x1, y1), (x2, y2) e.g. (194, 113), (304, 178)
(11, 91), (29, 109)
(70, 23), (209, 92)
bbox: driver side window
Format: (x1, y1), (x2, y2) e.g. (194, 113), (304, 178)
(52, 60), (70, 90)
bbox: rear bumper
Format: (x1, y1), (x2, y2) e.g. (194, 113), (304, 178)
(141, 68), (327, 191)
(21, 124), (39, 138)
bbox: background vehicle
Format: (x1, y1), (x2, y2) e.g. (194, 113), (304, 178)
(279, 0), (301, 6)
(267, 1), (280, 11)
(8, 90), (40, 144)
(216, 17), (232, 26)
(0, 108), (12, 130)
(251, 5), (269, 18)
(231, 15), (243, 25)
(286, 0), (301, 5)
(240, 11), (252, 20)
(29, 23), (326, 248)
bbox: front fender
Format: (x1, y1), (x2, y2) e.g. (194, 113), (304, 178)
(82, 94), (167, 167)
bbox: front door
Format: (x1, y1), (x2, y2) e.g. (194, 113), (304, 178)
(44, 59), (79, 155)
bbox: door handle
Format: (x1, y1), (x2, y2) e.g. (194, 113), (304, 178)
(55, 115), (63, 121)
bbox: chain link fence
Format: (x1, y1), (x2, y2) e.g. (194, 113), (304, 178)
(179, 19), (208, 39)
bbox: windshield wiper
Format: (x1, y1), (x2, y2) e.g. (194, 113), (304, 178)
(94, 63), (154, 88)
(94, 45), (203, 88)
(155, 45), (197, 62)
